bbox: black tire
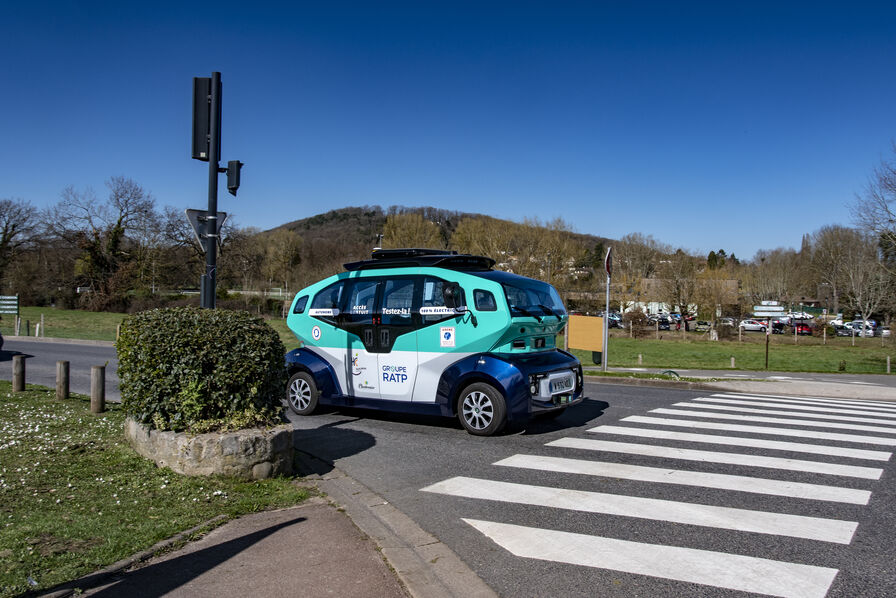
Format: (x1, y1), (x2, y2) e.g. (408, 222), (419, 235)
(457, 382), (507, 436)
(286, 371), (319, 416)
(760, 327), (766, 333)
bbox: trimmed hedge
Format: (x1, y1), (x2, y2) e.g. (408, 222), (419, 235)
(116, 307), (287, 433)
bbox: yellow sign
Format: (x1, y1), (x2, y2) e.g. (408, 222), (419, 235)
(567, 315), (604, 352)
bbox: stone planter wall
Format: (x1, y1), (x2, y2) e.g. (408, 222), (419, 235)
(125, 418), (293, 480)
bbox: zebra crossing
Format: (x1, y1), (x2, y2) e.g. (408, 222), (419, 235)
(421, 392), (896, 598)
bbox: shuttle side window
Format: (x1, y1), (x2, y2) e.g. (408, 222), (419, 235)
(345, 279), (379, 325)
(381, 278), (417, 327)
(473, 289), (497, 312)
(309, 281), (345, 324)
(421, 277), (456, 326)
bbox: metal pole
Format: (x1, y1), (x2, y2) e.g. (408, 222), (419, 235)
(203, 71), (222, 309)
(602, 274), (609, 372)
(765, 318), (770, 370)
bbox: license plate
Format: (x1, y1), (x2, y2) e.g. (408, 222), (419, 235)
(550, 376), (573, 393)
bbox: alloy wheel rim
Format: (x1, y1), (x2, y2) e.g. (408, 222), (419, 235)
(462, 391), (494, 430)
(289, 378), (311, 410)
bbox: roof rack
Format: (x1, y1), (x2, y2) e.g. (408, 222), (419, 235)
(343, 248), (495, 272)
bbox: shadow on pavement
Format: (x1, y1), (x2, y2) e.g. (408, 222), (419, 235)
(0, 350), (29, 363)
(518, 398), (610, 435)
(293, 419), (378, 475)
(84, 517), (306, 597)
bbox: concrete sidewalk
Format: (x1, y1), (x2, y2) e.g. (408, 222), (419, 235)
(77, 498), (412, 598)
(55, 457), (496, 598)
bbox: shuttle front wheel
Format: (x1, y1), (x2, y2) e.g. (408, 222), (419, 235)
(458, 382), (507, 436)
(287, 371), (319, 416)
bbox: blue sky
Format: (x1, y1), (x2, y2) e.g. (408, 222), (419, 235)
(4, 1), (896, 260)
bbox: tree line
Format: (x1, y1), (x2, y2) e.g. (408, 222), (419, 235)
(3, 147), (895, 322)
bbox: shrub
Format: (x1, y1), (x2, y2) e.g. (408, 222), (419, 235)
(622, 307), (647, 327)
(116, 307), (286, 433)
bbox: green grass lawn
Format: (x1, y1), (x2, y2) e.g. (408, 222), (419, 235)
(1, 307), (126, 342)
(568, 330), (895, 374)
(0, 383), (308, 597)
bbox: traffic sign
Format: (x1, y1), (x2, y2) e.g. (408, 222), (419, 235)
(760, 300), (780, 306)
(185, 209), (227, 253)
(752, 305), (784, 312)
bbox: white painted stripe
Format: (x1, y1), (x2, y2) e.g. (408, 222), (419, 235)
(546, 437), (883, 479)
(695, 397), (896, 419)
(494, 454), (870, 505)
(622, 415), (896, 446)
(674, 402), (896, 427)
(422, 477), (857, 543)
(653, 408), (896, 435)
(713, 393), (896, 411)
(463, 519), (840, 598)
(587, 425), (893, 461)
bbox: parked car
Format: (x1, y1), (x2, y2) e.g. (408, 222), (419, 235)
(834, 325), (853, 337)
(844, 321), (875, 337)
(771, 320), (786, 334)
(655, 317), (671, 330)
(788, 311), (814, 321)
(739, 319), (767, 332)
(794, 322), (812, 336)
(695, 320), (712, 332)
(874, 326), (890, 337)
(719, 317), (736, 327)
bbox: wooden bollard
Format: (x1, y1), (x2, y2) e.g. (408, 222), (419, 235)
(638, 354), (642, 365)
(730, 356), (736, 368)
(91, 365), (105, 414)
(12, 355), (25, 392)
(56, 361), (70, 400)
(888, 356), (891, 375)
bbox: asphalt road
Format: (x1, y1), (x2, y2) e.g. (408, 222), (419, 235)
(0, 339), (119, 401)
(289, 381), (896, 598)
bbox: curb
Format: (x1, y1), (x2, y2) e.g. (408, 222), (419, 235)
(35, 515), (228, 598)
(584, 374), (726, 392)
(294, 450), (497, 598)
(5, 336), (115, 347)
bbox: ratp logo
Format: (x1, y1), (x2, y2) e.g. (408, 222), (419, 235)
(311, 325), (321, 341)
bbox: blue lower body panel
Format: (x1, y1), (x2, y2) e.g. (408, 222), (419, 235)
(285, 348), (585, 424)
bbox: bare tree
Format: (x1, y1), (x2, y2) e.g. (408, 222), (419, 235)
(809, 225), (859, 316)
(46, 177), (156, 310)
(842, 232), (892, 327)
(658, 249), (699, 318)
(614, 233), (668, 312)
(0, 198), (37, 288)
(741, 248), (800, 305)
(382, 213), (443, 249)
(854, 144), (896, 274)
